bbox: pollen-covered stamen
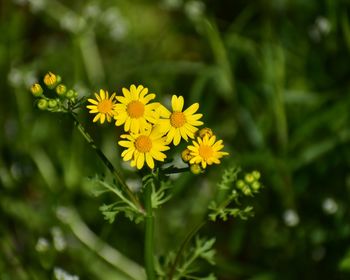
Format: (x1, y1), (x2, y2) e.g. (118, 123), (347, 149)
(97, 99), (113, 114)
(127, 101), (145, 118)
(198, 145), (213, 160)
(170, 112), (186, 128)
(135, 135), (152, 153)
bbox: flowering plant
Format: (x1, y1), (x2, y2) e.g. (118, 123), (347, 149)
(30, 72), (263, 279)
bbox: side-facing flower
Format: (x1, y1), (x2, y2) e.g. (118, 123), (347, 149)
(87, 89), (117, 124)
(118, 128), (170, 169)
(114, 85), (159, 134)
(158, 95), (203, 146)
(187, 134), (229, 168)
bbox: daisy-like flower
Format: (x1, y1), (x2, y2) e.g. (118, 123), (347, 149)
(118, 128), (170, 169)
(87, 89), (116, 124)
(187, 134), (229, 168)
(114, 85), (159, 134)
(158, 95), (203, 146)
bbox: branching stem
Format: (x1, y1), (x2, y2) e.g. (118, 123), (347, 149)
(70, 113), (144, 213)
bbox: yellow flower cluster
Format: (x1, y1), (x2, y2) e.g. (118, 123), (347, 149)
(86, 84), (228, 170)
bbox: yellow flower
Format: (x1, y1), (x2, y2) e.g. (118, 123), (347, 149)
(158, 95), (203, 146)
(87, 89), (116, 124)
(113, 85), (159, 134)
(187, 134), (229, 168)
(118, 128), (170, 169)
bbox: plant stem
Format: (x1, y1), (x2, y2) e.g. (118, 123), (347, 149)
(70, 113), (143, 212)
(162, 167), (189, 175)
(144, 183), (156, 280)
(168, 220), (206, 280)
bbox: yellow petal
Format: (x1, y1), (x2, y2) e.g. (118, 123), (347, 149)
(122, 87), (131, 99)
(137, 153), (145, 169)
(99, 89), (106, 100)
(184, 103), (199, 115)
(93, 113), (100, 122)
(173, 129), (181, 146)
(100, 114), (105, 124)
(87, 99), (98, 105)
(146, 153), (154, 169)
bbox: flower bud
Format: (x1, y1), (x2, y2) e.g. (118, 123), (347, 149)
(190, 164), (202, 175)
(236, 180), (245, 190)
(37, 99), (48, 110)
(252, 170), (261, 180)
(181, 148), (192, 163)
(43, 72), (57, 88)
(198, 127), (213, 139)
(242, 185), (252, 196)
(56, 84), (67, 96)
(244, 173), (254, 184)
(48, 99), (58, 108)
(30, 83), (43, 97)
(251, 181), (261, 191)
(65, 89), (75, 99)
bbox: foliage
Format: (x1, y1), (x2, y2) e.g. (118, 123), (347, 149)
(1, 0), (350, 279)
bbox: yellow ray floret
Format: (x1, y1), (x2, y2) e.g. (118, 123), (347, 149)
(187, 134), (229, 169)
(87, 89), (117, 124)
(118, 128), (170, 169)
(157, 95), (203, 146)
(113, 84), (159, 134)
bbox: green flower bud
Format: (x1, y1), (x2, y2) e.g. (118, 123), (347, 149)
(181, 148), (192, 163)
(37, 99), (48, 110)
(236, 180), (245, 190)
(65, 89), (75, 99)
(190, 164), (202, 175)
(251, 181), (261, 191)
(242, 185), (252, 196)
(252, 170), (261, 180)
(56, 75), (62, 84)
(30, 83), (43, 97)
(56, 84), (67, 96)
(48, 99), (58, 108)
(245, 173), (254, 184)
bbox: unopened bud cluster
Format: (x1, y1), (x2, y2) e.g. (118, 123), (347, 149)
(236, 170), (261, 196)
(30, 72), (78, 112)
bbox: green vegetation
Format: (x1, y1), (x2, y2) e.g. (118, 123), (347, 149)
(1, 0), (350, 279)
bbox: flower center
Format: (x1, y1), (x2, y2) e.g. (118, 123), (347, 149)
(198, 145), (213, 160)
(135, 135), (152, 153)
(170, 112), (186, 128)
(127, 101), (145, 118)
(97, 99), (113, 114)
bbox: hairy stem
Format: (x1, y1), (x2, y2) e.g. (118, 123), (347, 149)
(70, 113), (143, 212)
(144, 183), (156, 280)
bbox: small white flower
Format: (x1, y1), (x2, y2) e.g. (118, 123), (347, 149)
(184, 0), (205, 21)
(35, 237), (50, 252)
(283, 209), (299, 227)
(54, 267), (79, 280)
(322, 198), (338, 214)
(51, 227), (66, 251)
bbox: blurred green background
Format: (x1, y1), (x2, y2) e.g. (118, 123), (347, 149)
(1, 0), (350, 279)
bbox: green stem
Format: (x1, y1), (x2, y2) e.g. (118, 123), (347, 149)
(163, 167), (189, 175)
(168, 220), (206, 280)
(144, 183), (156, 280)
(70, 113), (143, 213)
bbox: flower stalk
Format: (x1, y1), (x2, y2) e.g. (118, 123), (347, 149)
(70, 113), (144, 212)
(144, 182), (156, 280)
